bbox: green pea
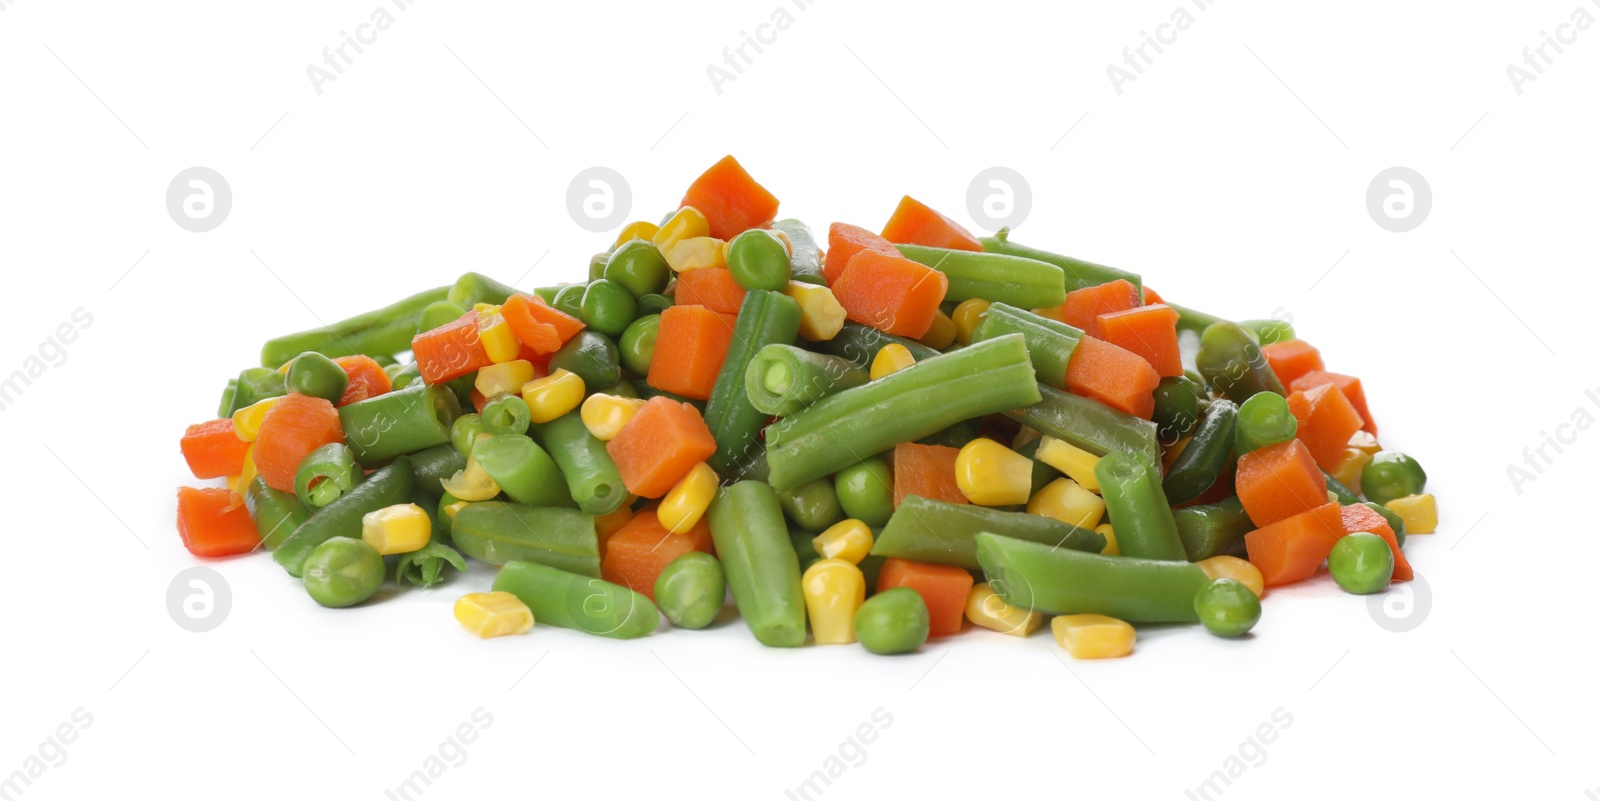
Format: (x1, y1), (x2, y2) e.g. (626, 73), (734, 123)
(581, 279), (637, 338)
(1152, 376), (1200, 444)
(418, 300), (469, 335)
(450, 413), (487, 458)
(549, 330), (622, 389)
(588, 251), (610, 281)
(532, 286), (562, 305)
(654, 552), (726, 629)
(1193, 578), (1261, 637)
(1361, 451), (1427, 505)
(604, 239), (671, 298)
(285, 352), (349, 403)
(598, 380), (639, 399)
(726, 229), (791, 291)
(1328, 533), (1394, 594)
(854, 587), (929, 655)
(778, 478), (845, 532)
(552, 284), (585, 318)
(637, 293), (673, 317)
(835, 456), (894, 527)
(618, 314), (660, 378)
(1362, 501), (1407, 547)
(303, 537), (385, 608)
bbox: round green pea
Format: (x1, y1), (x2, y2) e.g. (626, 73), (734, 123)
(726, 229), (791, 291)
(835, 457), (894, 527)
(1361, 501), (1407, 547)
(303, 537), (385, 608)
(637, 293), (673, 317)
(653, 552), (725, 630)
(618, 314), (660, 378)
(1360, 451), (1427, 505)
(1194, 578), (1261, 637)
(549, 330), (622, 389)
(581, 278), (638, 338)
(450, 413), (486, 458)
(778, 478), (845, 533)
(597, 380), (639, 399)
(854, 587), (929, 655)
(285, 351), (349, 403)
(552, 284), (585, 318)
(1152, 375), (1200, 444)
(604, 239), (671, 298)
(588, 251), (610, 282)
(1329, 533), (1394, 594)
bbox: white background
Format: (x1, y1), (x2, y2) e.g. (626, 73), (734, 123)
(2, 1), (1597, 798)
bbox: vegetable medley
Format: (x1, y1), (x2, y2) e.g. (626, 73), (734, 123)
(176, 156), (1438, 658)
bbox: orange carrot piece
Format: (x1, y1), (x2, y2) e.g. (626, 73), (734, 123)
(879, 196), (982, 251)
(1235, 439), (1327, 527)
(412, 311), (493, 385)
(1340, 504), (1412, 582)
(1142, 285), (1165, 305)
(503, 293), (584, 355)
(606, 396), (719, 498)
(180, 418), (251, 479)
(1053, 279), (1142, 331)
(1088, 303), (1183, 377)
(680, 155), (780, 240)
(253, 393), (344, 492)
(891, 443), (967, 509)
(1244, 502), (1346, 587)
(646, 305), (737, 401)
(829, 250), (948, 338)
(1291, 370), (1377, 436)
(176, 487), (260, 557)
(875, 557), (973, 637)
(600, 508), (715, 600)
(1063, 335), (1161, 419)
(824, 222), (899, 285)
(672, 267), (747, 315)
(1287, 383), (1365, 470)
(334, 355), (392, 407)
(1262, 340), (1325, 388)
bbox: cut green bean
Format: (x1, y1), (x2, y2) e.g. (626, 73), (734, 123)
(227, 367), (286, 416)
(481, 394), (531, 436)
(492, 559), (658, 639)
(1240, 318), (1295, 346)
(418, 301), (469, 336)
(274, 457), (413, 578)
(1005, 383), (1160, 468)
(743, 344), (869, 417)
(979, 228), (1142, 295)
(1196, 322), (1284, 402)
(451, 501), (600, 576)
(707, 481), (806, 647)
(243, 475), (309, 551)
(770, 219), (826, 285)
(1096, 450), (1187, 561)
(1325, 469), (1361, 505)
(1234, 392), (1297, 456)
(532, 411), (626, 515)
(293, 442), (364, 511)
(338, 384), (460, 466)
(812, 322), (939, 371)
(447, 272), (519, 308)
(897, 244), (1067, 309)
(703, 289), (801, 473)
(1163, 399), (1238, 505)
(472, 434), (573, 508)
(976, 532), (1209, 623)
(1174, 496), (1253, 562)
(969, 301), (1083, 387)
(871, 495), (1104, 569)
(261, 285), (450, 368)
(394, 540), (466, 588)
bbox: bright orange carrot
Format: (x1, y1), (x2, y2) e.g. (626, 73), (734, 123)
(503, 293), (584, 355)
(646, 305), (737, 401)
(334, 355), (392, 407)
(1244, 502), (1346, 587)
(1262, 340), (1325, 388)
(1287, 383), (1365, 470)
(412, 311), (493, 385)
(824, 222), (899, 284)
(680, 155), (780, 240)
(1340, 504), (1412, 582)
(1291, 370), (1376, 436)
(1142, 285), (1165, 305)
(879, 196), (982, 251)
(253, 393), (344, 492)
(876, 557), (973, 637)
(1063, 335), (1160, 419)
(176, 487), (260, 557)
(829, 250), (948, 338)
(891, 442), (967, 508)
(180, 418), (251, 479)
(1088, 303), (1183, 377)
(1235, 439), (1327, 527)
(1053, 279), (1142, 331)
(600, 508), (715, 600)
(606, 396), (719, 498)
(672, 267), (747, 315)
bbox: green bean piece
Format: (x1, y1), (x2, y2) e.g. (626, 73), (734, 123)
(472, 434), (574, 508)
(1234, 392), (1297, 456)
(274, 457), (413, 577)
(285, 352), (349, 403)
(418, 300), (470, 336)
(217, 378), (238, 419)
(976, 532), (1209, 623)
(338, 384), (460, 467)
(635, 383), (706, 412)
(1362, 451), (1427, 505)
(532, 411), (626, 515)
(636, 293), (672, 317)
(979, 228), (1142, 295)
(812, 322), (939, 371)
(1162, 399), (1238, 505)
(451, 501), (600, 575)
(968, 301), (1083, 387)
(383, 362), (405, 383)
(492, 559), (659, 639)
(654, 552), (726, 629)
(447, 272), (519, 308)
(395, 541), (467, 588)
(872, 495), (1104, 569)
(723, 446), (771, 484)
(1194, 578), (1261, 636)
(450, 413), (487, 459)
(552, 284), (586, 318)
(389, 362), (422, 391)
(742, 344), (869, 417)
(1196, 322), (1285, 402)
(604, 239), (671, 298)
(835, 457), (895, 527)
(406, 443), (465, 500)
(260, 285), (451, 368)
(765, 334), (1041, 491)
(1152, 376), (1201, 445)
(777, 478), (845, 533)
(549, 330), (622, 390)
(854, 587), (930, 655)
(1362, 501), (1407, 547)
(1324, 469), (1361, 505)
(303, 537), (385, 608)
(726, 229), (793, 291)
(1097, 450), (1188, 561)
(244, 475), (310, 551)
(1005, 383), (1161, 468)
(919, 420), (980, 449)
(532, 286), (564, 305)
(769, 219), (825, 285)
(227, 367), (286, 416)
(293, 442), (364, 511)
(1174, 496), (1253, 561)
(896, 245), (1067, 309)
(619, 314), (660, 377)
(1167, 303), (1230, 337)
(1328, 533), (1394, 594)
(707, 481), (807, 647)
(704, 290), (802, 473)
(1239, 318), (1295, 346)
(581, 278), (638, 338)
(481, 394), (531, 436)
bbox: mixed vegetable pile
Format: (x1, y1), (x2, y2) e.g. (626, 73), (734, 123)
(176, 156), (1439, 658)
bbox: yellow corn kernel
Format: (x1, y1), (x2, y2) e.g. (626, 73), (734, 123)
(454, 591), (534, 639)
(231, 396), (283, 442)
(812, 519), (873, 564)
(952, 298), (991, 346)
(1012, 426), (1042, 451)
(477, 312), (522, 364)
(441, 456), (501, 501)
(665, 236), (727, 272)
(1163, 436), (1190, 470)
(475, 360), (536, 399)
(1028, 478), (1106, 529)
(1329, 447), (1372, 491)
(659, 462), (718, 534)
(1385, 493), (1437, 534)
(1034, 436), (1103, 492)
(870, 343), (916, 380)
(785, 281), (847, 341)
(965, 582), (1044, 637)
(1197, 555), (1265, 598)
(1052, 614), (1136, 659)
(1348, 430), (1382, 455)
(918, 310), (957, 350)
(361, 503), (432, 555)
(1327, 490), (1339, 504)
(614, 220), (661, 248)
(801, 558), (866, 645)
(473, 302), (501, 316)
(594, 504), (634, 549)
(227, 445), (258, 494)
(580, 393), (647, 441)
(521, 369), (586, 424)
(653, 206), (710, 254)
(956, 437), (1034, 506)
(1096, 523), (1119, 556)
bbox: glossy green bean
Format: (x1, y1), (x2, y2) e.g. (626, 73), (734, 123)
(812, 322), (939, 371)
(1174, 496), (1253, 561)
(293, 442), (364, 511)
(481, 394), (531, 436)
(1096, 450), (1187, 561)
(1196, 322), (1284, 402)
(770, 219), (825, 285)
(1163, 399), (1238, 505)
(447, 272), (519, 308)
(243, 475), (309, 551)
(260, 285), (450, 367)
(1233, 391), (1296, 456)
(532, 411), (626, 515)
(976, 532), (1209, 623)
(979, 229), (1142, 295)
(1325, 469), (1361, 505)
(706, 481), (806, 647)
(274, 457), (413, 577)
(743, 345), (869, 417)
(1004, 383), (1160, 468)
(492, 559), (658, 639)
(395, 540), (466, 588)
(226, 367), (286, 416)
(871, 495), (1104, 569)
(969, 302), (1083, 387)
(451, 501), (600, 575)
(896, 245), (1067, 309)
(337, 384), (460, 466)
(472, 434), (573, 508)
(703, 289), (801, 473)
